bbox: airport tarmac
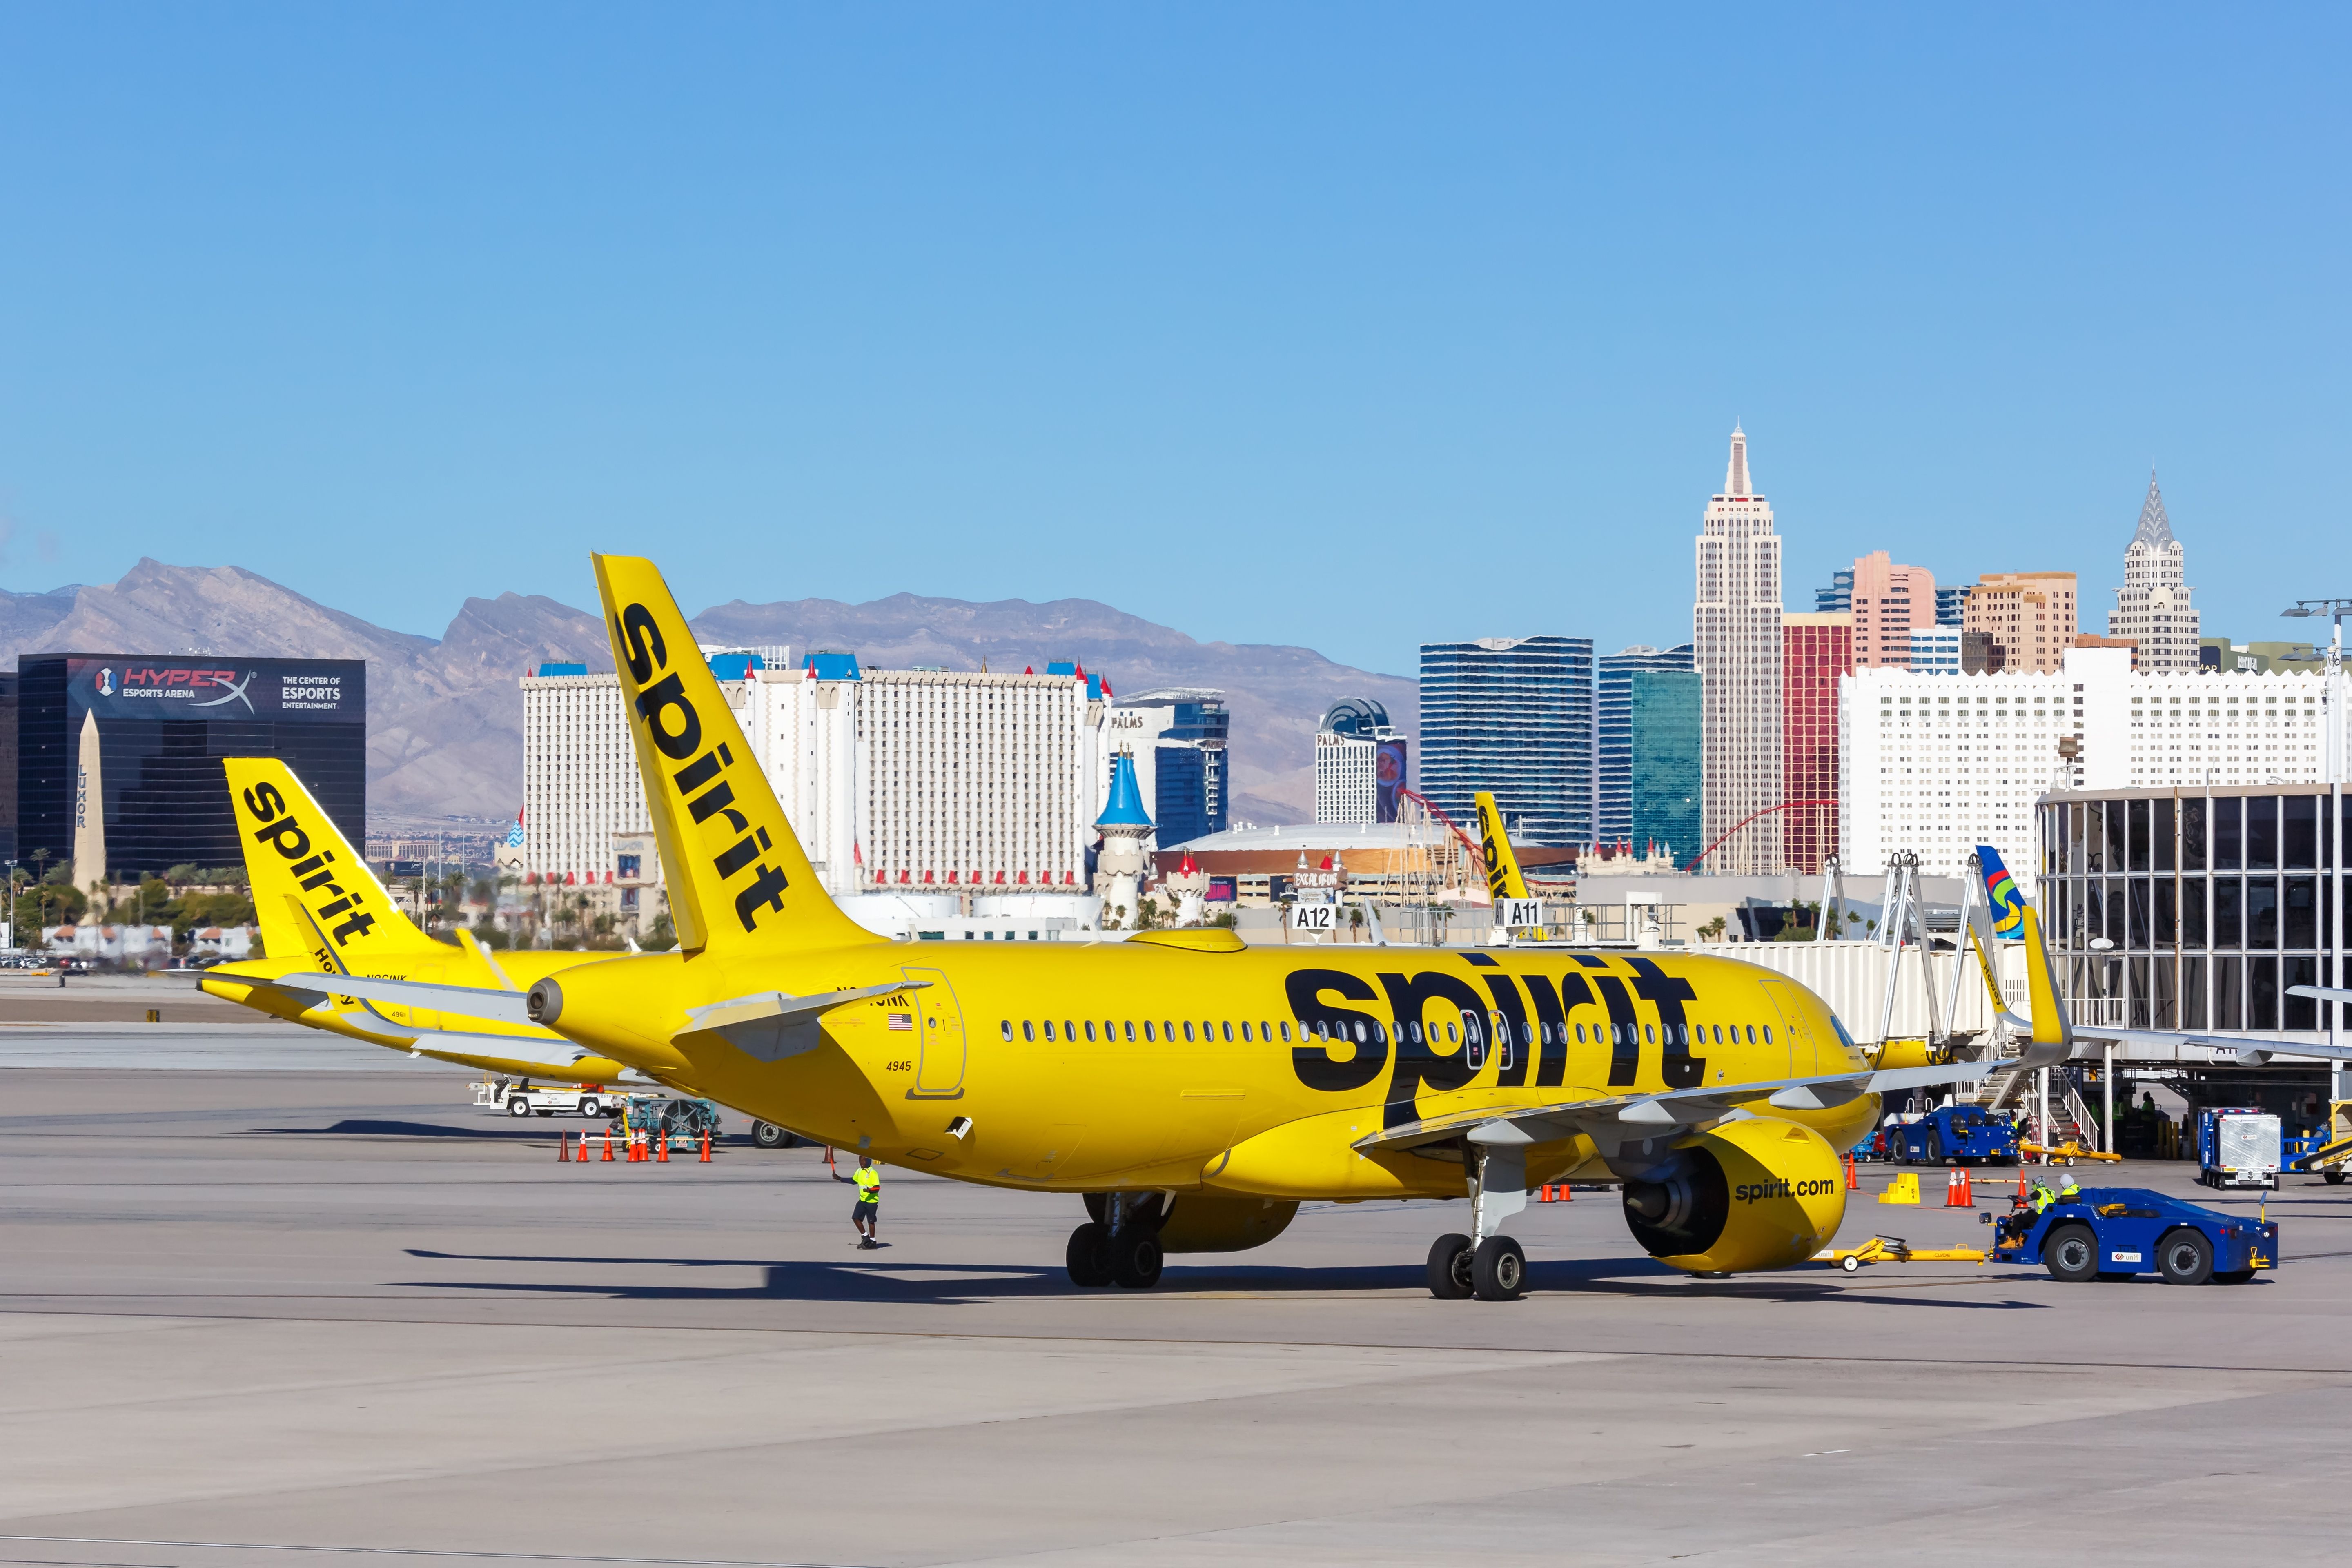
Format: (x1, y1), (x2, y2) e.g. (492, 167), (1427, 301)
(2, 1056), (2348, 1567)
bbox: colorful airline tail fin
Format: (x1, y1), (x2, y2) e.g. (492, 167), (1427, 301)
(1974, 845), (2025, 939)
(1473, 791), (1528, 903)
(2015, 902), (2072, 1065)
(591, 554), (880, 954)
(226, 758), (435, 967)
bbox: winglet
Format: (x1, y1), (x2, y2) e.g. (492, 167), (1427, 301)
(590, 554), (880, 955)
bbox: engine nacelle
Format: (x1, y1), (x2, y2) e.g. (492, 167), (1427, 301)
(1620, 1116), (1846, 1275)
(1160, 1195), (1298, 1254)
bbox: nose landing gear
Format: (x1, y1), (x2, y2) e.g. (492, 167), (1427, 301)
(1426, 1128), (1532, 1301)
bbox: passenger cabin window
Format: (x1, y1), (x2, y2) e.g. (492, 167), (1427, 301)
(1043, 1021), (1056, 1042)
(1125, 1021), (1136, 1042)
(1023, 1020), (1036, 1042)
(1084, 1021), (1097, 1042)
(1183, 1022), (1196, 1042)
(1000, 1020), (1012, 1042)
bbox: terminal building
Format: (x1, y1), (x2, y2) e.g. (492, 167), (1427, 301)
(11, 654), (365, 881)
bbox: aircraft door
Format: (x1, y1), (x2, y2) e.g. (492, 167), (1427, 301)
(1759, 979), (1815, 1076)
(902, 966), (967, 1097)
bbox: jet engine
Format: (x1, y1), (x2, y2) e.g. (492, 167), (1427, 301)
(1084, 1193), (1299, 1253)
(1619, 1117), (1846, 1275)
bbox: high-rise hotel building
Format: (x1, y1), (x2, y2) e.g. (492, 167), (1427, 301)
(2107, 472), (2201, 673)
(1419, 636), (1595, 847)
(1781, 611), (1852, 873)
(1693, 427), (1784, 873)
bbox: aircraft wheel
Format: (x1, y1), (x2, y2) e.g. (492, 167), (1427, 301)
(1472, 1236), (1527, 1302)
(1426, 1233), (1473, 1299)
(2158, 1227), (2214, 1286)
(2043, 1223), (2098, 1283)
(1111, 1228), (1164, 1290)
(1065, 1221), (1113, 1288)
(751, 1120), (796, 1149)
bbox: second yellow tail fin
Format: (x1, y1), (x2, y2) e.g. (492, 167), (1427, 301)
(227, 757), (435, 967)
(592, 553), (879, 955)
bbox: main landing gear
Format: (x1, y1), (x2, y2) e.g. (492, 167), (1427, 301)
(1066, 1192), (1165, 1290)
(1427, 1125), (1532, 1302)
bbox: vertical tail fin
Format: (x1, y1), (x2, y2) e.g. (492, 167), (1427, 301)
(591, 554), (879, 954)
(2015, 903), (2073, 1066)
(1473, 791), (1529, 902)
(225, 758), (434, 966)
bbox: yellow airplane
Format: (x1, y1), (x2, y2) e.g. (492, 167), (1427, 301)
(272, 554), (2062, 1301)
(198, 758), (658, 1094)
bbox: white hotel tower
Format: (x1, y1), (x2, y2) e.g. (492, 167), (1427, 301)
(1693, 426), (1784, 873)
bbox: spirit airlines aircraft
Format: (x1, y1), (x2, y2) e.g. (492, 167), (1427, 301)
(258, 555), (2059, 1301)
(199, 760), (657, 1090)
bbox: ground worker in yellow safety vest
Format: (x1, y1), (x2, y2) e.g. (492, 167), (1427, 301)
(2029, 1180), (2058, 1214)
(834, 1154), (883, 1249)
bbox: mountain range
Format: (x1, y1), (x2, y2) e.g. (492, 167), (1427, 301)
(0, 561), (1417, 832)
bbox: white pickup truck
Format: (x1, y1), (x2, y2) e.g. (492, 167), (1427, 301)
(472, 1080), (624, 1119)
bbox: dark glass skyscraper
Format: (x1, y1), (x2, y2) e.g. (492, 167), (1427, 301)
(1418, 636), (1595, 848)
(1627, 669), (1703, 862)
(1597, 644), (1695, 847)
(15, 655), (366, 878)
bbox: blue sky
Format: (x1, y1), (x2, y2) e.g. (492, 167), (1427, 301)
(1, 6), (2344, 676)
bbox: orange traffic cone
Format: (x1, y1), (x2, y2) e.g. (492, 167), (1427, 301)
(602, 1127), (615, 1162)
(1844, 1154), (1860, 1192)
(657, 1133), (670, 1163)
(578, 1132), (590, 1165)
(2014, 1172), (2029, 1203)
(558, 1133), (570, 1163)
(698, 1131), (712, 1163)
(1946, 1167), (1975, 1207)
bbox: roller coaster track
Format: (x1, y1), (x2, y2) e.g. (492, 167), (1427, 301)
(1682, 798), (1838, 873)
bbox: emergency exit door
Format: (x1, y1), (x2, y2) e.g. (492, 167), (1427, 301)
(1759, 978), (1815, 1077)
(902, 966), (967, 1097)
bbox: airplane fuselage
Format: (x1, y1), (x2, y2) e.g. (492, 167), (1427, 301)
(539, 933), (1880, 1198)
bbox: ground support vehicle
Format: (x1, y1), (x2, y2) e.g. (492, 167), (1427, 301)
(1984, 1186), (2276, 1284)
(2020, 1139), (2122, 1166)
(473, 1080), (624, 1118)
(1817, 1235), (1988, 1272)
(1887, 1105), (2018, 1166)
(2286, 1100), (2352, 1185)
(621, 1095), (722, 1143)
(2197, 1107), (2282, 1190)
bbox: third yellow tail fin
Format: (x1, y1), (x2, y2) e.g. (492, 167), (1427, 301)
(591, 553), (879, 955)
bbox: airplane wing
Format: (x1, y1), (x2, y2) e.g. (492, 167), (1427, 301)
(1354, 1058), (1994, 1155)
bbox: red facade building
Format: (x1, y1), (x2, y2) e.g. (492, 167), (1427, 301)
(1780, 612), (1852, 874)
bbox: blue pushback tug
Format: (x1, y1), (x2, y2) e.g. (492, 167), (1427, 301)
(1986, 1186), (2277, 1284)
(1886, 1104), (2019, 1166)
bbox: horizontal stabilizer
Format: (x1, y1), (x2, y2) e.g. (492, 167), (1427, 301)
(261, 972), (537, 1027)
(673, 982), (928, 1063)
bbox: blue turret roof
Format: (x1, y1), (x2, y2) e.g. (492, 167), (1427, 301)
(1096, 752), (1153, 828)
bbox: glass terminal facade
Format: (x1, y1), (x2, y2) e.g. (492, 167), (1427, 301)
(2038, 786), (2343, 1038)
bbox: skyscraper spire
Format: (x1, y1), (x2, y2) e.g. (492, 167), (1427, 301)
(2131, 470), (2175, 549)
(1724, 424), (1751, 497)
